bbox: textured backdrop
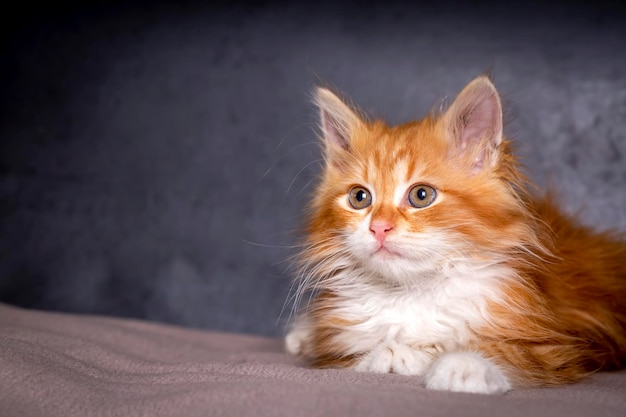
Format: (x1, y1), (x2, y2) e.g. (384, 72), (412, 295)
(1, 1), (625, 336)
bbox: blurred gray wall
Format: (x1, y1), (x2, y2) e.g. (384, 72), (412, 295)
(1, 1), (625, 336)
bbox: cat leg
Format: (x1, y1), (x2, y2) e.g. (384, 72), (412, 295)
(424, 351), (511, 394)
(353, 341), (433, 376)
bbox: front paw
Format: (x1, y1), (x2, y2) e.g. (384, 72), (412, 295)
(285, 326), (311, 356)
(353, 342), (432, 376)
(424, 352), (511, 394)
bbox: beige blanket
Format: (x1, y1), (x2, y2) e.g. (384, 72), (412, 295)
(1, 302), (625, 416)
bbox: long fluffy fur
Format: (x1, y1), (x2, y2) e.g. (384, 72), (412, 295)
(285, 76), (626, 392)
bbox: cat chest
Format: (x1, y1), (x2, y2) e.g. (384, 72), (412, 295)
(329, 290), (489, 352)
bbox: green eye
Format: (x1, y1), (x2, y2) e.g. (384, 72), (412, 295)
(348, 186), (372, 209)
(408, 184), (437, 208)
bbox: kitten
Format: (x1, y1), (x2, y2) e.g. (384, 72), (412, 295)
(285, 76), (626, 394)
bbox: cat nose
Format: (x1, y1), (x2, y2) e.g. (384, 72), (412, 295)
(370, 220), (394, 243)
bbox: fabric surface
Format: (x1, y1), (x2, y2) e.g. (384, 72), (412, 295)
(1, 303), (625, 417)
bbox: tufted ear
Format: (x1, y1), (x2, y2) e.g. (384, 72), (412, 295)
(314, 87), (364, 168)
(443, 76), (504, 172)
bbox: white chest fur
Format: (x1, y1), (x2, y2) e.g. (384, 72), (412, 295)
(285, 250), (516, 394)
(327, 260), (512, 355)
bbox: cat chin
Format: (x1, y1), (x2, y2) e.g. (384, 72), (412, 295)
(364, 254), (444, 288)
(348, 231), (460, 285)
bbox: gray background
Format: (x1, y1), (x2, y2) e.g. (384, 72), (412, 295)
(1, 1), (625, 337)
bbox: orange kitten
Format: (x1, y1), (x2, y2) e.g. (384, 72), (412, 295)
(285, 76), (626, 394)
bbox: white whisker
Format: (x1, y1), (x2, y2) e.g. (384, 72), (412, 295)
(284, 158), (324, 198)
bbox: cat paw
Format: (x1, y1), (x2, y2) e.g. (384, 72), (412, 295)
(354, 341), (431, 375)
(424, 352), (511, 394)
(285, 326), (310, 356)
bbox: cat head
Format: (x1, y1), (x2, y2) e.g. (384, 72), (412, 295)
(303, 76), (535, 288)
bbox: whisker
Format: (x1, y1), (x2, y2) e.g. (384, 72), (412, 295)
(284, 158), (324, 198)
(241, 239), (306, 250)
(272, 122), (317, 154)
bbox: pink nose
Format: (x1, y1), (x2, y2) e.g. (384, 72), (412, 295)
(370, 220), (394, 243)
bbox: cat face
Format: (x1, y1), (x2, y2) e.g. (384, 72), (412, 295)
(306, 77), (533, 287)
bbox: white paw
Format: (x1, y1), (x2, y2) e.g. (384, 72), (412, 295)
(425, 352), (511, 394)
(354, 342), (432, 376)
(285, 326), (310, 356)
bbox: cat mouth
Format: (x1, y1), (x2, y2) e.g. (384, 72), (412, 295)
(373, 245), (402, 258)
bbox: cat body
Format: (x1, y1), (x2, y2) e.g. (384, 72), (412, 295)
(285, 76), (626, 394)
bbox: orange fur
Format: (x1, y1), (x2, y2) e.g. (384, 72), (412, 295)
(288, 76), (626, 389)
(477, 197), (626, 386)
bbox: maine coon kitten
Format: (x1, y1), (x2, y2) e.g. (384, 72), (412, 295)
(284, 76), (626, 394)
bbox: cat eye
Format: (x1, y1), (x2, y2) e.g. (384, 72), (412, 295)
(408, 185), (437, 208)
(348, 186), (372, 209)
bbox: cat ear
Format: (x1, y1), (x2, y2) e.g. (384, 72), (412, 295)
(314, 87), (363, 167)
(443, 76), (503, 171)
